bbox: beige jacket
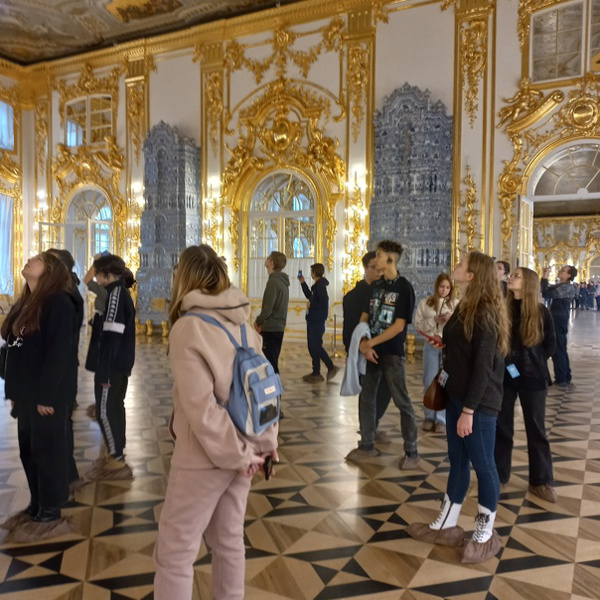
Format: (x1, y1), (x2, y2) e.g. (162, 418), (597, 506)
(414, 296), (458, 337)
(169, 286), (278, 471)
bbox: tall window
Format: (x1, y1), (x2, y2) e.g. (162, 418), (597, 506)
(65, 95), (112, 147)
(248, 173), (317, 299)
(93, 205), (112, 255)
(0, 193), (13, 295)
(0, 101), (14, 151)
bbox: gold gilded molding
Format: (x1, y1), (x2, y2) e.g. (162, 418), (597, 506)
(460, 18), (487, 127)
(497, 73), (600, 259)
(223, 18), (345, 84)
(0, 82), (20, 155)
(343, 176), (367, 294)
(347, 43), (369, 142)
(55, 62), (124, 127)
(205, 71), (224, 156)
(125, 54), (155, 163)
(459, 165), (481, 252)
(223, 77), (345, 275)
(35, 100), (49, 175)
(51, 137), (124, 222)
(0, 151), (21, 187)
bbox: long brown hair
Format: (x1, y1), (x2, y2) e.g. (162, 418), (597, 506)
(1, 252), (72, 338)
(507, 267), (544, 347)
(426, 272), (455, 308)
(458, 251), (510, 356)
(169, 245), (230, 326)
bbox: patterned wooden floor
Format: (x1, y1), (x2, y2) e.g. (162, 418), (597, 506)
(1, 310), (600, 599)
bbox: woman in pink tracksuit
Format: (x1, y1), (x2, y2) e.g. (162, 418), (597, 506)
(154, 245), (279, 600)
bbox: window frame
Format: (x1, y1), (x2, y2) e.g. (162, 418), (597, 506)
(0, 87), (19, 155)
(64, 94), (113, 148)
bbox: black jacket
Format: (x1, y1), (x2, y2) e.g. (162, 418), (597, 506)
(4, 290), (77, 408)
(442, 308), (505, 415)
(505, 300), (556, 391)
(342, 280), (371, 352)
(95, 279), (136, 383)
(301, 277), (329, 324)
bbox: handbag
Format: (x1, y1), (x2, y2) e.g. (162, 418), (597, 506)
(423, 371), (446, 411)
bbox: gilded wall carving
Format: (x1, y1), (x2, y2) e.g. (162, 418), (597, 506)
(205, 72), (224, 156)
(55, 63), (124, 127)
(34, 100), (49, 174)
(497, 73), (600, 258)
(460, 18), (487, 127)
(534, 216), (600, 280)
(347, 43), (369, 142)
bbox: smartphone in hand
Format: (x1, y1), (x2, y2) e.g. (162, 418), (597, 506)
(418, 330), (445, 348)
(263, 455), (273, 480)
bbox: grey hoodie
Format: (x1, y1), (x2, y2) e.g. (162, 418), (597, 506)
(255, 271), (290, 332)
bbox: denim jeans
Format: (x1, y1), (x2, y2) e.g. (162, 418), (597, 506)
(422, 343), (445, 425)
(358, 355), (418, 456)
(495, 386), (553, 486)
(445, 395), (500, 512)
(551, 315), (571, 384)
(307, 321), (333, 375)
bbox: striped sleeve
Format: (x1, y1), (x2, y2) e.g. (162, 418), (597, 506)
(103, 286), (125, 334)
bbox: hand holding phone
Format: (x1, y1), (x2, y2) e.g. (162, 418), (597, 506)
(263, 455), (273, 480)
(418, 330), (445, 348)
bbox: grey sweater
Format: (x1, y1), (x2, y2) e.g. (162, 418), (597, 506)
(255, 271), (290, 332)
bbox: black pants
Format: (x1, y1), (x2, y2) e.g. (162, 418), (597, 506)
(262, 331), (284, 374)
(552, 315), (571, 384)
(17, 400), (70, 513)
(67, 399), (79, 484)
(307, 321), (333, 375)
(95, 372), (128, 458)
(495, 386), (554, 486)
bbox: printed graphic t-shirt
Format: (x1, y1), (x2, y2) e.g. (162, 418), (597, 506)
(364, 275), (416, 357)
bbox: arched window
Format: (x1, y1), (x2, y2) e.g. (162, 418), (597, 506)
(94, 205), (112, 255)
(247, 173), (317, 298)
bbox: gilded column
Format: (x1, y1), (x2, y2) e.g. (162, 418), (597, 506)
(446, 0), (495, 263)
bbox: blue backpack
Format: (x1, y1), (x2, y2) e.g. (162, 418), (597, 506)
(185, 313), (282, 435)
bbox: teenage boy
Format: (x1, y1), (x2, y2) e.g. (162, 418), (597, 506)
(346, 240), (419, 468)
(299, 263), (338, 383)
(541, 265), (577, 389)
(343, 251), (391, 442)
(254, 251), (290, 374)
(84, 254), (136, 481)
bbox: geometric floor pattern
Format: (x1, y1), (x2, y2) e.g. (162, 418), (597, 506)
(1, 310), (600, 599)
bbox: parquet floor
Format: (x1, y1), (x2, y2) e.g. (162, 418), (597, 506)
(1, 310), (600, 599)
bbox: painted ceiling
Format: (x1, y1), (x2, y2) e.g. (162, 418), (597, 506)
(0, 0), (302, 65)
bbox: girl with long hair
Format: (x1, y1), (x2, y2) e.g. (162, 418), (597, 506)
(83, 253), (136, 481)
(495, 267), (557, 502)
(0, 252), (79, 543)
(154, 245), (278, 600)
(415, 273), (458, 433)
(408, 251), (510, 564)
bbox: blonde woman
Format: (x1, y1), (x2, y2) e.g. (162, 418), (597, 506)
(154, 245), (278, 600)
(495, 267), (557, 503)
(408, 251), (510, 564)
(415, 273), (458, 433)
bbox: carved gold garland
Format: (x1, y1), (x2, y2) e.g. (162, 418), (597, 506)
(495, 73), (600, 259)
(459, 165), (481, 252)
(347, 43), (369, 142)
(460, 18), (487, 127)
(205, 71), (224, 157)
(35, 100), (49, 175)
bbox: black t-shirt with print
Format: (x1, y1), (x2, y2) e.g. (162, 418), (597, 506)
(363, 275), (415, 357)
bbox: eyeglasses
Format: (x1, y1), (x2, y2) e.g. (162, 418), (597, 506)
(508, 273), (522, 279)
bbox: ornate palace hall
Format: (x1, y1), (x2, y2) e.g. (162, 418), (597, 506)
(0, 311), (599, 600)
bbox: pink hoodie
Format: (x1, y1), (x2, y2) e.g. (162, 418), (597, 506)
(168, 286), (279, 471)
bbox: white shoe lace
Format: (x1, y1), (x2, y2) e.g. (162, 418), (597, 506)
(472, 512), (490, 543)
(430, 497), (448, 529)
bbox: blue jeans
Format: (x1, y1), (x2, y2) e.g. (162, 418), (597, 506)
(422, 343), (445, 425)
(445, 396), (500, 512)
(551, 315), (571, 384)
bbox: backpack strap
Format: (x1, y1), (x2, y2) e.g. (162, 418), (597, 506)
(240, 323), (248, 348)
(184, 312), (240, 349)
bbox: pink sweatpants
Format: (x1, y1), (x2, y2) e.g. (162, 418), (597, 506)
(153, 466), (252, 600)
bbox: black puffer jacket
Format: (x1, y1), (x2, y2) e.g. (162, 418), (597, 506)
(505, 300), (556, 391)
